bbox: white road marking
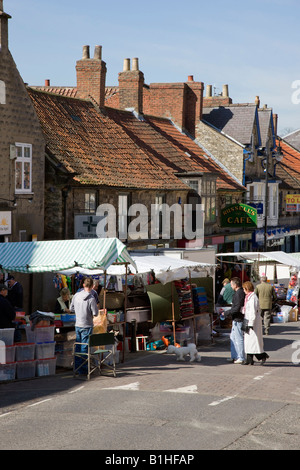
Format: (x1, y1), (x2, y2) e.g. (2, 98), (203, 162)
(0, 412), (13, 418)
(208, 396), (236, 406)
(68, 386), (85, 394)
(165, 385), (198, 394)
(26, 398), (53, 407)
(102, 381), (140, 391)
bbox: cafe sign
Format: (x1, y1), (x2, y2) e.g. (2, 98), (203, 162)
(221, 203), (257, 228)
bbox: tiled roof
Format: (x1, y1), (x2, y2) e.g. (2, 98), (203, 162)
(30, 85), (118, 100)
(144, 115), (244, 191)
(276, 139), (300, 189)
(202, 104), (258, 146)
(105, 108), (244, 191)
(27, 88), (189, 190)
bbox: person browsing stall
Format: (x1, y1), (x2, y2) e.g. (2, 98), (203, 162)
(55, 287), (73, 314)
(70, 277), (99, 375)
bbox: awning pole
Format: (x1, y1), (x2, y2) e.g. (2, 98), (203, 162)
(171, 282), (176, 345)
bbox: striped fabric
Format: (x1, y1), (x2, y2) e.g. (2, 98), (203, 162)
(0, 238), (136, 273)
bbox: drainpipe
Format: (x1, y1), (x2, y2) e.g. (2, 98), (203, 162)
(243, 149), (253, 186)
(62, 187), (70, 239)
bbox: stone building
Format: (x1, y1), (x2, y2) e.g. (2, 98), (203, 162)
(29, 46), (244, 252)
(0, 2), (45, 312)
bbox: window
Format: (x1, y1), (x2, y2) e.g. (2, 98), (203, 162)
(15, 143), (32, 193)
(155, 194), (166, 236)
(84, 192), (96, 213)
(201, 179), (216, 223)
(118, 194), (129, 239)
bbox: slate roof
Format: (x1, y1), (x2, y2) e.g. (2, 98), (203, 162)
(202, 104), (258, 146)
(283, 129), (300, 152)
(258, 108), (274, 148)
(27, 88), (189, 191)
(276, 139), (300, 189)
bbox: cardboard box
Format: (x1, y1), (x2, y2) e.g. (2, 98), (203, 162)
(288, 308), (298, 322)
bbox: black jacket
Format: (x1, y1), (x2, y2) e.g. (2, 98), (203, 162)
(225, 287), (245, 322)
(0, 295), (16, 328)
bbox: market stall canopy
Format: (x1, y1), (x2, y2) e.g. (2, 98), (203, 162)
(0, 238), (136, 273)
(58, 255), (215, 284)
(217, 251), (300, 269)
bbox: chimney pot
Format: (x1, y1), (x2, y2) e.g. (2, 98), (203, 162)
(188, 75), (194, 82)
(94, 45), (102, 60)
(0, 1), (3, 12)
(222, 84), (229, 97)
(255, 96), (260, 107)
(132, 58), (139, 71)
(206, 85), (212, 97)
(123, 58), (130, 71)
(45, 79), (50, 87)
(82, 45), (90, 60)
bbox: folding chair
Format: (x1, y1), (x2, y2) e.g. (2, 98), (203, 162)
(73, 332), (116, 380)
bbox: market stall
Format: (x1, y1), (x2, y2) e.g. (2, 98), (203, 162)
(0, 238), (136, 381)
(58, 255), (216, 352)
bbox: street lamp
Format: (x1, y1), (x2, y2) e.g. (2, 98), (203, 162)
(263, 139), (283, 251)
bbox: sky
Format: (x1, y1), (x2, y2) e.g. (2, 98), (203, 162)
(6, 0), (300, 136)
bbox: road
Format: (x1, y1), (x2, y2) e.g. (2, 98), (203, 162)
(0, 321), (300, 451)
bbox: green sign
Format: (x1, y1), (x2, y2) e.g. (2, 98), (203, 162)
(220, 203), (257, 228)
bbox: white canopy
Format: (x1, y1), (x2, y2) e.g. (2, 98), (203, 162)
(58, 255), (215, 284)
(217, 251), (300, 269)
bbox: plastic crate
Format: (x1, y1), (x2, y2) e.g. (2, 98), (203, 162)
(0, 362), (16, 381)
(35, 342), (56, 359)
(36, 357), (56, 377)
(61, 314), (76, 323)
(0, 328), (15, 346)
(15, 343), (35, 362)
(0, 345), (16, 364)
(25, 326), (55, 343)
(16, 360), (37, 379)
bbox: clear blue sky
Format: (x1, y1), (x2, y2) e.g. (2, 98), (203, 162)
(6, 0), (300, 135)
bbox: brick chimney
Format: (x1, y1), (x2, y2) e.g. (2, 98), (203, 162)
(76, 45), (107, 107)
(203, 84), (232, 107)
(118, 57), (144, 114)
(0, 1), (11, 53)
(143, 76), (203, 137)
(184, 76), (204, 136)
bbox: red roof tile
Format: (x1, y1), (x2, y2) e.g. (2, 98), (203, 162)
(27, 88), (189, 191)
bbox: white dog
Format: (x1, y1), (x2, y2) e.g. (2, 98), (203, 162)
(167, 343), (201, 362)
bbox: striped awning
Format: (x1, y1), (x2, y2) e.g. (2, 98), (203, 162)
(0, 238), (136, 273)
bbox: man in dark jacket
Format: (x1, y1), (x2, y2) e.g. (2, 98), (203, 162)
(7, 275), (23, 310)
(0, 284), (16, 329)
(223, 277), (245, 364)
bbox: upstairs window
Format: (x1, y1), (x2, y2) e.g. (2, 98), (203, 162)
(15, 143), (32, 193)
(84, 191), (96, 213)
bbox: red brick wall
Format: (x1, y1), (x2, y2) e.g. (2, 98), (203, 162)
(76, 59), (107, 107)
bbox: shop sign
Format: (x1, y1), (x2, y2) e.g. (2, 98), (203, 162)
(0, 211), (11, 235)
(220, 204), (257, 228)
(286, 194), (300, 212)
(74, 214), (104, 239)
(267, 238), (284, 247)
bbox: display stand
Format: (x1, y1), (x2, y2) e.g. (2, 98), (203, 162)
(101, 262), (129, 363)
